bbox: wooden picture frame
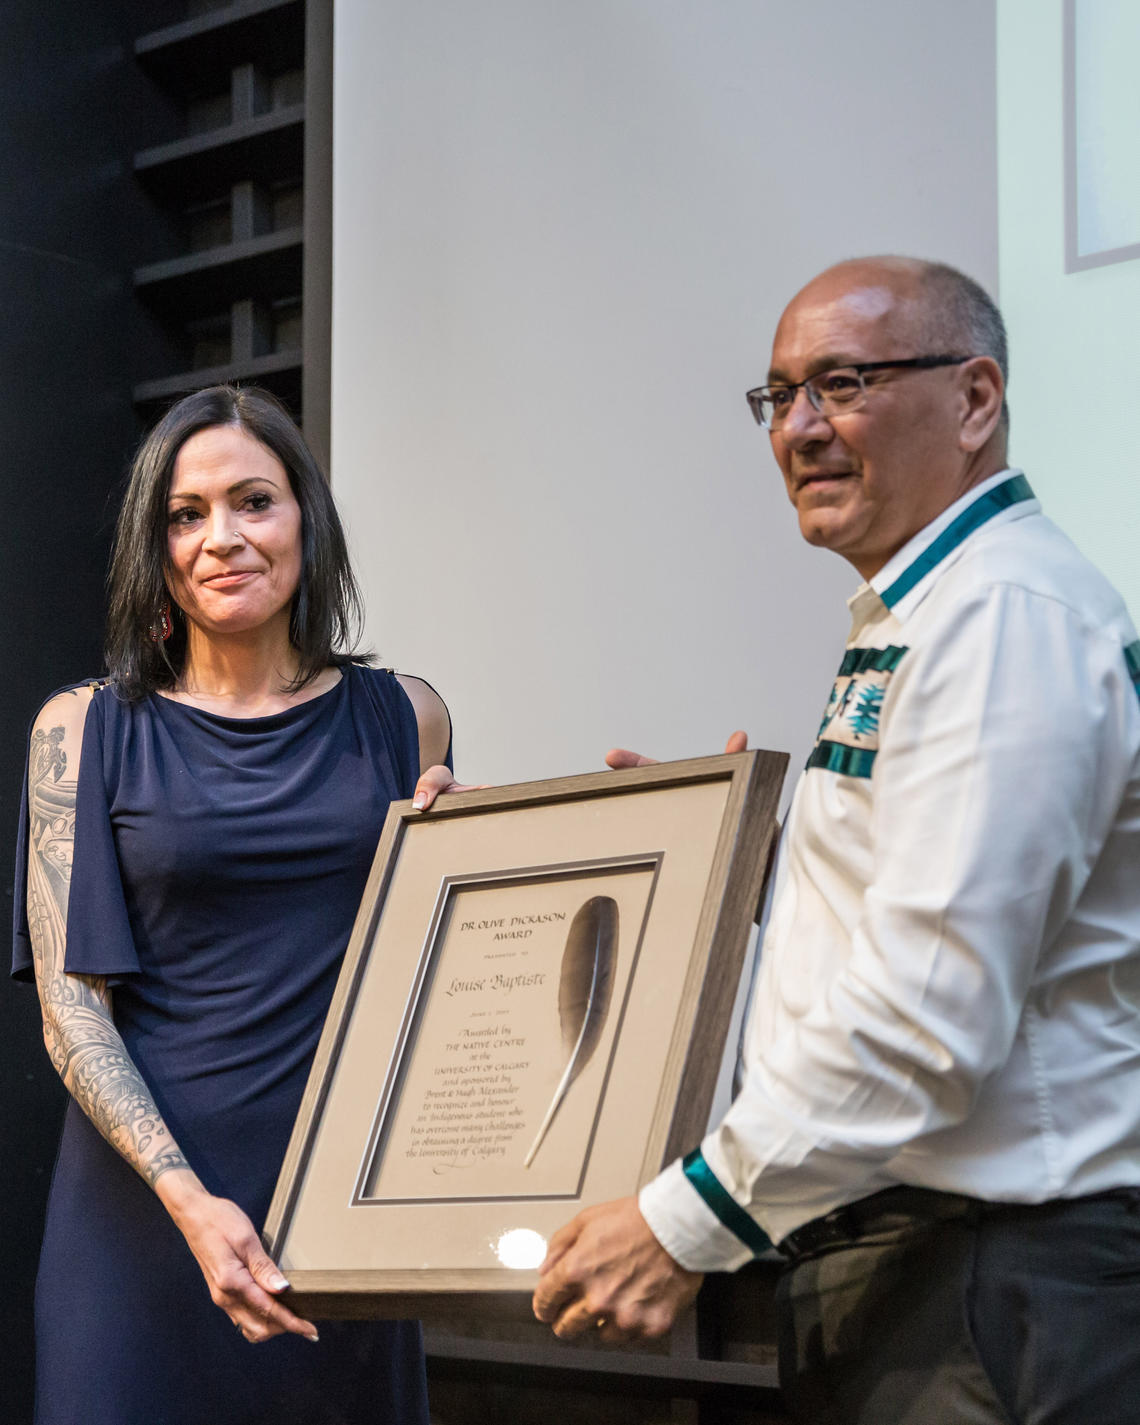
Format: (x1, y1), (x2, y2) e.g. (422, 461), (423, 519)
(263, 749), (787, 1320)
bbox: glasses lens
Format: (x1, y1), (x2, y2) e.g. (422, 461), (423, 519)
(808, 368), (864, 415)
(758, 388), (794, 428)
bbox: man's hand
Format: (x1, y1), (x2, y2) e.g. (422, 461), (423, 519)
(532, 1196), (703, 1344)
(606, 730), (748, 770)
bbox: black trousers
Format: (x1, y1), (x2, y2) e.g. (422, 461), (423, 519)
(776, 1186), (1140, 1424)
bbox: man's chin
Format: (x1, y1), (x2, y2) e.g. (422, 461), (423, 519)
(797, 511), (850, 552)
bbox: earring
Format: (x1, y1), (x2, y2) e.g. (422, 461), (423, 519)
(150, 603), (174, 643)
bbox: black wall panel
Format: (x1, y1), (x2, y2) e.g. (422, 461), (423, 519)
(0, 4), (177, 1418)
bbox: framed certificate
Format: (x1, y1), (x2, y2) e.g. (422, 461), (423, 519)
(263, 750), (787, 1319)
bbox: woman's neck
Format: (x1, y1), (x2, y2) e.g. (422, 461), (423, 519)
(169, 622), (335, 717)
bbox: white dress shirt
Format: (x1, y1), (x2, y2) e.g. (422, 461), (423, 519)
(640, 471), (1140, 1271)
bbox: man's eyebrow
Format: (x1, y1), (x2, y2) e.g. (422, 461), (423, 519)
(765, 354), (863, 384)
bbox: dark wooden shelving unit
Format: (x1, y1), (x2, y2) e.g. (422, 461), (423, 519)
(134, 0), (305, 93)
(129, 0), (330, 460)
(133, 107), (306, 201)
(134, 228), (304, 316)
(133, 349), (303, 409)
(425, 1330), (783, 1405)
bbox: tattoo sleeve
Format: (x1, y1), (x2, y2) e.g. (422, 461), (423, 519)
(25, 694), (190, 1189)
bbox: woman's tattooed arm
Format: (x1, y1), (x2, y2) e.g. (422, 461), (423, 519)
(23, 687), (320, 1342)
(26, 688), (190, 1188)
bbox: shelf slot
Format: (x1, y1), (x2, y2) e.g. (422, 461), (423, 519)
(135, 228), (303, 324)
(133, 349), (303, 408)
(135, 0), (305, 97)
(134, 106), (305, 203)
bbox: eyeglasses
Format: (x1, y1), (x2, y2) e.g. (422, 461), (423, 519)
(746, 355), (971, 430)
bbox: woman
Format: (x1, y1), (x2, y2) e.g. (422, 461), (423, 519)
(14, 386), (462, 1424)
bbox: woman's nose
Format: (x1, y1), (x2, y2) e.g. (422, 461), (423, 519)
(202, 512), (244, 553)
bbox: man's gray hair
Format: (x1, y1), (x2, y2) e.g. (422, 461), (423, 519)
(917, 261), (1010, 434)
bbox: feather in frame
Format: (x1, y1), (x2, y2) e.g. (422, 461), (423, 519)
(523, 894), (619, 1168)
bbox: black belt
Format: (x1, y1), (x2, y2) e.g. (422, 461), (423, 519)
(776, 1183), (1140, 1261)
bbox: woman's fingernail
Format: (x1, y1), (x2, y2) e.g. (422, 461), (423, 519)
(412, 794), (427, 810)
(307, 1330), (320, 1343)
(270, 1274), (290, 1291)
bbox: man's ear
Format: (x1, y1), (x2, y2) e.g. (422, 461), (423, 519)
(958, 356), (1004, 453)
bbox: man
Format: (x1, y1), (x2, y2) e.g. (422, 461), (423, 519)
(532, 257), (1140, 1422)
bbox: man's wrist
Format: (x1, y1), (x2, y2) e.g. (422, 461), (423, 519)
(639, 1158), (756, 1274)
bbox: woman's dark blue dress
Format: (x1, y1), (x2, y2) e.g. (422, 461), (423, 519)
(12, 666), (432, 1425)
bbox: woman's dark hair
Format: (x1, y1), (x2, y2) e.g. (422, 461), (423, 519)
(105, 384), (371, 699)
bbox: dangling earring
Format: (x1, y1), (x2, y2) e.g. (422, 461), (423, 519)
(151, 603), (174, 643)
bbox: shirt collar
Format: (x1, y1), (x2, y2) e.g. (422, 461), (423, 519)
(858, 469), (1037, 618)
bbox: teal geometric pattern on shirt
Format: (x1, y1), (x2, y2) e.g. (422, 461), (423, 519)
(808, 644), (909, 779)
(837, 645), (909, 677)
(806, 741), (879, 778)
(850, 682), (885, 737)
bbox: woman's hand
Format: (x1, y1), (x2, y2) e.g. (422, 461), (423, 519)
(160, 1171), (319, 1343)
(412, 765), (485, 811)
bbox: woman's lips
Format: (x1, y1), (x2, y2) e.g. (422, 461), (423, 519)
(201, 571), (258, 588)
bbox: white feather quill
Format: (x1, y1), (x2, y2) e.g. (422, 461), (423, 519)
(523, 895), (619, 1168)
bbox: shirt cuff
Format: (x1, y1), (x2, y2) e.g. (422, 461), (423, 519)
(638, 1152), (766, 1273)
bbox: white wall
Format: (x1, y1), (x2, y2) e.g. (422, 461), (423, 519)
(331, 0), (999, 787)
(998, 0), (1140, 620)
